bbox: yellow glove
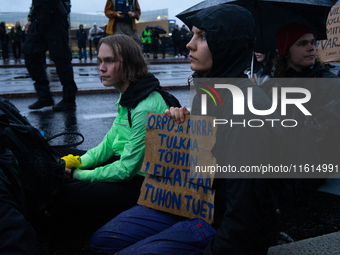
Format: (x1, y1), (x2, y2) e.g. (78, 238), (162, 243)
(61, 154), (83, 169)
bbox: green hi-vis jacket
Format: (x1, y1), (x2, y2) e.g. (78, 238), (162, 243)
(73, 91), (168, 182)
(142, 30), (152, 44)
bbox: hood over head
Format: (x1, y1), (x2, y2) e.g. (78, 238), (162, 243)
(186, 4), (255, 78)
(119, 73), (160, 108)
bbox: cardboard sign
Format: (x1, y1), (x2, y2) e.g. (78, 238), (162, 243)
(317, 4), (340, 63)
(138, 174), (215, 223)
(138, 113), (217, 224)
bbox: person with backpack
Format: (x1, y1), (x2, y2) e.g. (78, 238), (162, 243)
(89, 5), (282, 254)
(46, 34), (181, 249)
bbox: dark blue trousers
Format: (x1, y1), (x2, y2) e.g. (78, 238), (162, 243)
(78, 42), (87, 60)
(90, 205), (216, 255)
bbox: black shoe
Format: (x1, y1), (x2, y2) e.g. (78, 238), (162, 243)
(29, 98), (54, 109)
(52, 99), (76, 112)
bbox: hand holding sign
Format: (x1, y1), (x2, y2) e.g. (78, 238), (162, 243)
(165, 106), (190, 124)
(138, 113), (217, 224)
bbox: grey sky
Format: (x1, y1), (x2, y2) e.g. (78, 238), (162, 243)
(0, 0), (203, 25)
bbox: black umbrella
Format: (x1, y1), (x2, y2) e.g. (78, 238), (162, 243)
(150, 25), (167, 34)
(176, 0), (334, 52)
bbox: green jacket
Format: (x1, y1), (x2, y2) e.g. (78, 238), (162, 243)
(142, 30), (152, 44)
(73, 91), (168, 182)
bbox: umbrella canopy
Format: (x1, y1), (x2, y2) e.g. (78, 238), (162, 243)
(176, 0), (334, 52)
(150, 25), (167, 34)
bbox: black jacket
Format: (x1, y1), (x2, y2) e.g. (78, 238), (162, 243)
(120, 74), (181, 127)
(185, 4), (282, 255)
(260, 65), (340, 206)
(261, 65), (340, 167)
(171, 28), (180, 43)
(22, 0), (71, 56)
(0, 27), (9, 42)
(76, 29), (87, 44)
(179, 28), (190, 42)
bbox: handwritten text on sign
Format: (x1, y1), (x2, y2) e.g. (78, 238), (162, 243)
(318, 4), (340, 62)
(138, 113), (216, 224)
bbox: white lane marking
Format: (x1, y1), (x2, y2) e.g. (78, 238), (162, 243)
(83, 113), (117, 120)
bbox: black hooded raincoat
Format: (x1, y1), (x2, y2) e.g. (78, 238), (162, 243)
(185, 5), (283, 255)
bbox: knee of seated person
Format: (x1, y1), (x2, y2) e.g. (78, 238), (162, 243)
(89, 231), (108, 253)
(89, 230), (123, 254)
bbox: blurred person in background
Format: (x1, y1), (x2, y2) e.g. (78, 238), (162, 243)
(0, 22), (9, 62)
(10, 21), (22, 62)
(172, 24), (181, 58)
(76, 24), (87, 60)
(141, 25), (151, 58)
(104, 0), (143, 50)
(89, 23), (104, 52)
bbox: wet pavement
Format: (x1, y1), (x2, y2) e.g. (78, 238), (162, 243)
(1, 59), (340, 254)
(8, 90), (191, 151)
(0, 59), (192, 149)
(0, 56), (193, 149)
(0, 59), (192, 97)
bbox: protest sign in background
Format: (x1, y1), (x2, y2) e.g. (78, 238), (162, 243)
(138, 113), (217, 224)
(317, 4), (340, 63)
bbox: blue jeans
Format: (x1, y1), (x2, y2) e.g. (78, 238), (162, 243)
(90, 205), (216, 255)
(78, 43), (86, 60)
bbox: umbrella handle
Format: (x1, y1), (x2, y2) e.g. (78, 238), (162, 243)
(251, 52), (254, 78)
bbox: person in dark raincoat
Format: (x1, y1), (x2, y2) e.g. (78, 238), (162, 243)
(89, 5), (282, 255)
(171, 24), (181, 57)
(0, 22), (9, 62)
(179, 24), (190, 58)
(76, 24), (87, 60)
(22, 0), (78, 111)
(151, 26), (159, 59)
(0, 139), (37, 253)
(261, 23), (340, 206)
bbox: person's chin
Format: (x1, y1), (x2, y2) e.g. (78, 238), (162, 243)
(102, 82), (112, 87)
(305, 56), (316, 65)
(306, 60), (316, 68)
(190, 63), (199, 72)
